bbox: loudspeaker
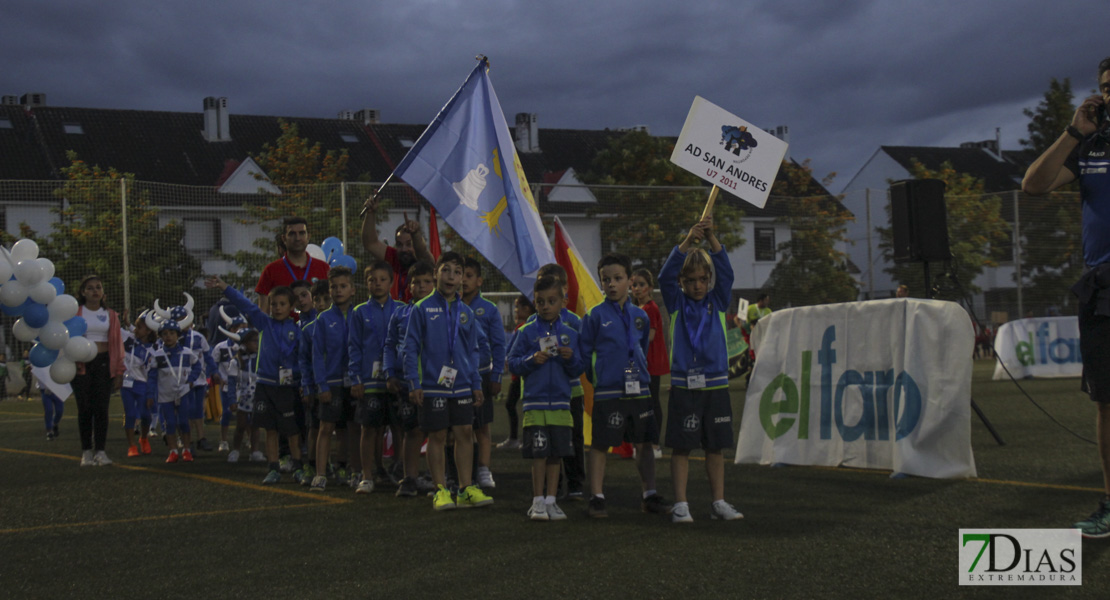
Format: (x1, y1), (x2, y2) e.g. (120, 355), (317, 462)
(889, 179), (952, 263)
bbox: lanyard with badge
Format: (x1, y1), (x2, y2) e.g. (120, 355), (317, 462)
(437, 296), (461, 389)
(684, 299), (711, 390)
(275, 322), (296, 386)
(283, 255), (313, 282)
(615, 300), (641, 395)
(538, 315), (562, 357)
(167, 348), (185, 403)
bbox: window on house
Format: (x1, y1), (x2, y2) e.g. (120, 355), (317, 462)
(339, 132), (359, 143)
(63, 122), (84, 134)
(0, 118), (12, 129)
(755, 227), (776, 261)
(182, 218), (221, 254)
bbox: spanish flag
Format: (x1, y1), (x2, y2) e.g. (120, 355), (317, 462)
(553, 216), (605, 447)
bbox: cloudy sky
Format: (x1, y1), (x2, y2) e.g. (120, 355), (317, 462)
(3, 0), (1104, 191)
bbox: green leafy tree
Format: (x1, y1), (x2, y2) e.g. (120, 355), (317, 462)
(223, 119), (355, 290)
(24, 151), (201, 315)
(878, 160), (1010, 299)
(765, 160), (857, 307)
(1021, 78), (1075, 155)
(580, 130), (745, 274)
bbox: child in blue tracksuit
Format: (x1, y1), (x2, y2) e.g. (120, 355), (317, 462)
(206, 275), (306, 486)
(311, 266), (358, 492)
(147, 319), (202, 464)
(508, 275), (585, 521)
(212, 316), (246, 453)
(659, 216), (742, 523)
(122, 313), (157, 457)
(385, 261), (435, 497)
(403, 251), (493, 511)
(349, 260), (404, 493)
(461, 257), (506, 490)
(579, 252), (670, 519)
(296, 279), (328, 485)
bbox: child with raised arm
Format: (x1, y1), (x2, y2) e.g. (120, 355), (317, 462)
(659, 215), (742, 522)
(403, 251), (493, 510)
(206, 275), (307, 485)
(579, 253), (671, 518)
(508, 275), (584, 520)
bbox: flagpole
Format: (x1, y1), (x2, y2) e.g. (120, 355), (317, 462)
(701, 185), (720, 219)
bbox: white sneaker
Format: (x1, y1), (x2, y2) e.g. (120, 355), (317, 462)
(218, 441), (230, 452)
(93, 451), (112, 466)
(80, 450), (95, 466)
(546, 502), (567, 521)
(495, 438), (521, 450)
(476, 467), (496, 489)
(710, 500), (744, 521)
(355, 479), (375, 494)
(672, 503), (694, 523)
(249, 451), (266, 462)
(227, 449), (240, 463)
(528, 499), (549, 521)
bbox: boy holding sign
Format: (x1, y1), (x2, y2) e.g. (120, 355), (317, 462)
(658, 216), (742, 522)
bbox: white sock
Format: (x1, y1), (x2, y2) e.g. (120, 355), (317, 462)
(643, 489), (656, 499)
(674, 501), (689, 509)
(713, 499), (728, 508)
(544, 496), (556, 505)
(594, 493), (605, 500)
(533, 495), (544, 504)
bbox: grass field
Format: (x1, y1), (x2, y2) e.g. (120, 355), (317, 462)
(2, 360), (1109, 598)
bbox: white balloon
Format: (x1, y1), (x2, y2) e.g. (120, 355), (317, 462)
(10, 239), (39, 262)
(0, 257), (12, 284)
(63, 336), (93, 361)
(79, 338), (99, 362)
(0, 280), (28, 307)
(15, 259), (44, 285)
(39, 321), (70, 350)
(306, 243), (326, 262)
(36, 258), (55, 281)
(47, 294), (78, 321)
(12, 318), (39, 342)
(29, 281), (57, 304)
(49, 357), (76, 384)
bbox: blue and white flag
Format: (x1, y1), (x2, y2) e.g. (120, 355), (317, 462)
(393, 58), (554, 298)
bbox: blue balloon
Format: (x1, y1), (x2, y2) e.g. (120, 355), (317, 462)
(321, 237), (344, 262)
(29, 343), (58, 368)
(64, 315), (87, 337)
(49, 277), (64, 294)
(337, 254), (357, 271)
(1, 297), (31, 317)
(22, 301), (49, 328)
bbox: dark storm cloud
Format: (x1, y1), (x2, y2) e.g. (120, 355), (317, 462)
(2, 0), (1104, 189)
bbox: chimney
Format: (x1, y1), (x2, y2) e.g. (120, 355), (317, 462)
(960, 137), (1002, 161)
(20, 93), (46, 107)
(768, 125), (790, 161)
(514, 113), (539, 153)
(1, 95), (18, 106)
(355, 109), (380, 125)
(202, 96), (231, 142)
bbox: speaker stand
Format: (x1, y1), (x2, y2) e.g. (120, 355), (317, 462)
(922, 261), (1005, 446)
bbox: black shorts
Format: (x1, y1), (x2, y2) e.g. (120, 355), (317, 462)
(393, 391), (420, 431)
(522, 424), (573, 459)
(1079, 292), (1110, 403)
(357, 392), (393, 428)
(317, 386), (354, 427)
(473, 374), (496, 427)
(303, 397), (320, 430)
(253, 384), (300, 437)
(590, 396), (658, 448)
(419, 395), (475, 432)
(665, 387), (735, 451)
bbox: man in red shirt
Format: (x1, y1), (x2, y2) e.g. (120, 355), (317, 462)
(360, 195), (434, 302)
(255, 217), (331, 313)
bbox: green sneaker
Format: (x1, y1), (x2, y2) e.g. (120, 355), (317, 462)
(433, 485), (456, 511)
(262, 470), (281, 485)
(457, 484), (494, 508)
(1074, 498), (1110, 538)
(278, 455), (293, 473)
(299, 464), (316, 487)
(335, 466), (350, 484)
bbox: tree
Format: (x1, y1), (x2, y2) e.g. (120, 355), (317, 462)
(580, 130), (745, 275)
(24, 151), (202, 314)
(1016, 78), (1082, 316)
(764, 160), (857, 307)
(223, 119), (354, 289)
(878, 160), (1010, 299)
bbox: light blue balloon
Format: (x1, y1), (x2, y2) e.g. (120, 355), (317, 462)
(337, 255), (357, 271)
(29, 343), (58, 367)
(64, 315), (87, 337)
(23, 301), (49, 328)
(321, 237), (344, 262)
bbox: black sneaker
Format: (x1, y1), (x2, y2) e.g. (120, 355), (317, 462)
(395, 477), (419, 497)
(52, 425), (59, 437)
(197, 438), (215, 452)
(642, 494), (673, 515)
(46, 431), (55, 441)
(566, 483), (586, 500)
(588, 496), (608, 518)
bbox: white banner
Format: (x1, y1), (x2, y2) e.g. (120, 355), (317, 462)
(668, 96), (788, 209)
(992, 317), (1081, 380)
(736, 299), (977, 478)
